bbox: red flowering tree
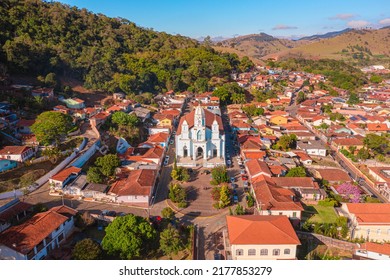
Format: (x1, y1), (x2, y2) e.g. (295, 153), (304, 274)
(335, 183), (361, 203)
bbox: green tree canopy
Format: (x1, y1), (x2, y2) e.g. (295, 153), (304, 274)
(95, 154), (120, 177)
(31, 111), (73, 145)
(211, 166), (229, 185)
(111, 111), (139, 127)
(159, 224), (183, 256)
(72, 238), (102, 260)
(274, 134), (297, 151)
(161, 207), (175, 220)
(347, 92), (360, 105)
(218, 185), (231, 208)
(102, 214), (156, 259)
(286, 166), (307, 177)
(86, 167), (103, 183)
(168, 183), (187, 207)
(363, 133), (389, 155)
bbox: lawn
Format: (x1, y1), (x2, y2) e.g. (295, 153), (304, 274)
(305, 205), (338, 223)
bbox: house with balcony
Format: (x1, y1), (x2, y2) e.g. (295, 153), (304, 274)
(0, 205), (77, 260)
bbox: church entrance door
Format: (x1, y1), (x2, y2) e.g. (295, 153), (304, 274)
(197, 147), (204, 159)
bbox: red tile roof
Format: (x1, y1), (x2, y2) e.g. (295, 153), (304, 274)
(147, 132), (169, 143)
(272, 177), (319, 189)
(246, 159), (272, 178)
(16, 119), (35, 127)
(0, 146), (31, 155)
(242, 151), (267, 160)
(346, 203), (390, 225)
(176, 107), (223, 135)
(51, 166), (81, 182)
(0, 206), (77, 255)
(315, 168), (351, 183)
(367, 123), (388, 132)
(109, 169), (157, 196)
(359, 242), (390, 255)
(0, 202), (32, 222)
(333, 137), (364, 146)
(226, 215), (300, 245)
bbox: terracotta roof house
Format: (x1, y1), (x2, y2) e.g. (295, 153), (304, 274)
(0, 198), (33, 233)
(368, 167), (390, 201)
(0, 146), (34, 163)
(246, 159), (273, 181)
(252, 175), (303, 220)
(367, 123), (389, 133)
(0, 205), (77, 260)
(271, 177), (325, 201)
(354, 242), (390, 260)
(49, 166), (81, 190)
(146, 132), (169, 148)
(332, 137), (364, 150)
(341, 203), (390, 242)
(225, 215), (300, 260)
(108, 169), (157, 205)
(313, 168), (351, 184)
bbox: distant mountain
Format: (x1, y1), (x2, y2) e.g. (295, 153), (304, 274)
(298, 28), (353, 41)
(214, 28), (390, 66)
(214, 33), (309, 62)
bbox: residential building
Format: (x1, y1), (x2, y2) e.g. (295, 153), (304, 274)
(341, 203), (390, 242)
(354, 242), (390, 260)
(108, 169), (157, 205)
(0, 198), (32, 233)
(0, 206), (77, 260)
(49, 166), (82, 190)
(297, 140), (327, 157)
(368, 167), (390, 201)
(225, 215), (300, 260)
(0, 146), (34, 162)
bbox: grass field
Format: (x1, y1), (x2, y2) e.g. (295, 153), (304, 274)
(305, 205), (338, 223)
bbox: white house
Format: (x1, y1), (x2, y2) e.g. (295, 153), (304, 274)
(0, 146), (34, 162)
(354, 242), (390, 260)
(108, 169), (157, 205)
(49, 166), (81, 190)
(0, 206), (77, 260)
(297, 140), (327, 157)
(225, 215), (300, 260)
(341, 203), (390, 242)
(175, 105), (225, 167)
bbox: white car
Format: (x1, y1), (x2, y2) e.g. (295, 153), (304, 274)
(227, 159), (231, 166)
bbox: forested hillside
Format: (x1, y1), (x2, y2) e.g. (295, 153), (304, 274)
(0, 0), (247, 93)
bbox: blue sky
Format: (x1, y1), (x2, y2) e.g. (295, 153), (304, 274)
(59, 0), (390, 39)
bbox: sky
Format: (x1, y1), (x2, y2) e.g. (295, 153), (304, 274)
(58, 0), (390, 40)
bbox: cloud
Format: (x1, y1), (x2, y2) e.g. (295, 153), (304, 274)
(272, 24), (298, 30)
(347, 20), (370, 28)
(329, 13), (355, 20)
(379, 18), (390, 26)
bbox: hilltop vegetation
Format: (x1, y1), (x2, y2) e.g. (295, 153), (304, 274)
(273, 58), (367, 90)
(0, 0), (248, 93)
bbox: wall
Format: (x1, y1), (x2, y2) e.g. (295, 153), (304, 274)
(355, 249), (390, 260)
(352, 225), (390, 242)
(0, 245), (26, 260)
(231, 244), (297, 260)
(117, 195), (149, 203)
(259, 209), (301, 220)
(71, 140), (100, 168)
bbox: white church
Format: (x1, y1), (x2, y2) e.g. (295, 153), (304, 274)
(175, 105), (225, 168)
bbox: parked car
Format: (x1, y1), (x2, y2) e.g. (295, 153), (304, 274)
(231, 183), (238, 189)
(102, 210), (116, 217)
(233, 195), (239, 203)
(227, 159), (231, 166)
(244, 187), (249, 193)
(170, 139), (174, 145)
(240, 170), (246, 175)
(230, 177), (235, 183)
(243, 181), (249, 187)
(241, 175), (248, 181)
(164, 156), (170, 165)
(239, 165), (245, 169)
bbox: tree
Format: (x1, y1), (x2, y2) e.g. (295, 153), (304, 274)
(111, 111), (139, 127)
(211, 166), (229, 185)
(161, 207), (175, 220)
(87, 167), (103, 183)
(239, 56), (254, 72)
(357, 148), (370, 160)
(242, 105), (264, 117)
(44, 72), (57, 87)
(234, 204), (245, 215)
(102, 214), (156, 259)
(370, 75), (383, 84)
(246, 192), (255, 208)
(335, 183), (361, 203)
(159, 224), (183, 256)
(286, 166), (306, 177)
(296, 91), (306, 104)
(218, 185), (231, 208)
(171, 167), (190, 182)
(31, 111), (73, 145)
(347, 92), (359, 105)
(168, 183), (187, 207)
(95, 154), (120, 177)
(72, 238), (102, 260)
(363, 134), (389, 155)
(274, 134), (297, 151)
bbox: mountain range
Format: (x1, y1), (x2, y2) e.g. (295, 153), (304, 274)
(214, 27), (390, 65)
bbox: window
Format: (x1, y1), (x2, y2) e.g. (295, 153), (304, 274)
(292, 212), (297, 217)
(248, 249), (256, 256)
(273, 249), (280, 256)
(57, 233), (64, 243)
(260, 249), (268, 256)
(279, 212), (283, 215)
(367, 229), (371, 235)
(388, 229), (390, 235)
(377, 229), (381, 235)
(284, 249), (291, 255)
(236, 249), (243, 256)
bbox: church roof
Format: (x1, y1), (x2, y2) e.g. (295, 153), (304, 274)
(176, 107), (224, 135)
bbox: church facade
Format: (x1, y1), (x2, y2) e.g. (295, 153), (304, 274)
(175, 105), (225, 167)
